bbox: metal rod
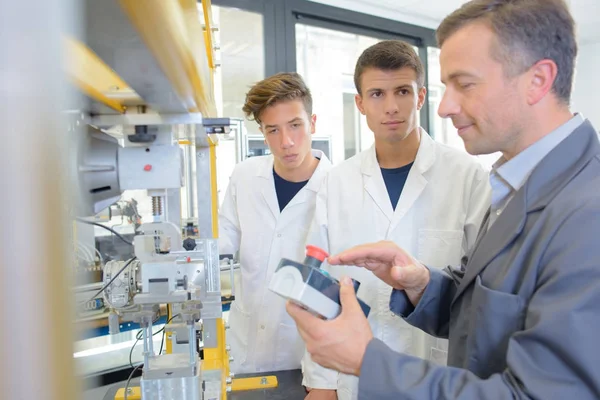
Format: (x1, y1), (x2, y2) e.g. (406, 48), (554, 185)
(147, 324), (154, 357)
(220, 263), (240, 271)
(229, 258), (235, 297)
(142, 324), (150, 367)
(189, 323), (196, 364)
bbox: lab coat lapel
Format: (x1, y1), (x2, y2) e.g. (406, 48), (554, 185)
(389, 130), (434, 232)
(362, 146), (393, 223)
(257, 156), (280, 219)
(282, 150), (330, 210)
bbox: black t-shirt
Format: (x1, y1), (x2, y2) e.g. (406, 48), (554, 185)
(273, 169), (309, 211)
(381, 163), (414, 210)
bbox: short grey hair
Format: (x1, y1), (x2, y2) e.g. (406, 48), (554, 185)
(437, 0), (577, 104)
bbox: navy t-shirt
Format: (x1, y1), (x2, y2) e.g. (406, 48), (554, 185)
(273, 169), (309, 211)
(381, 163), (413, 210)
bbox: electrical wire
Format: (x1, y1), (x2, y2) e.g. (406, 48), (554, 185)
(159, 313), (180, 356)
(77, 240), (105, 266)
(129, 314), (181, 368)
(123, 363), (142, 400)
(75, 217), (133, 246)
(79, 257), (137, 305)
(129, 315), (161, 369)
(76, 241), (95, 264)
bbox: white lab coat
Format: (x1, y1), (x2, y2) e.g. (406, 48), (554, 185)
(219, 150), (331, 374)
(302, 131), (490, 399)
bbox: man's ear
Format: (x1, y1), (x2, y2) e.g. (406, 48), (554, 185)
(310, 114), (317, 135)
(417, 86), (427, 111)
(526, 59), (558, 106)
(355, 94), (365, 115)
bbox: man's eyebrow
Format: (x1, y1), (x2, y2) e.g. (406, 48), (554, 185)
(264, 117), (303, 129)
(366, 84), (412, 92)
(441, 71), (478, 84)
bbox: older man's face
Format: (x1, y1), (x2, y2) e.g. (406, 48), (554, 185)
(438, 21), (529, 158)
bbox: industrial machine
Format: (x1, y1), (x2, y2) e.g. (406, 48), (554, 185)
(63, 1), (273, 399)
(74, 114), (233, 400)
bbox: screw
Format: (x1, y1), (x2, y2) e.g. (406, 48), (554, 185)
(225, 345), (231, 352)
(229, 372), (235, 378)
(229, 356), (234, 362)
(260, 377), (268, 385)
(126, 387), (133, 393)
(226, 377), (232, 384)
(226, 386), (232, 393)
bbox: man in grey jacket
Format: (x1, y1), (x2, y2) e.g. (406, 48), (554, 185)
(287, 0), (600, 398)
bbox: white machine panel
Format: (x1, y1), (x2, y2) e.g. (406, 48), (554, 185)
(118, 145), (183, 190)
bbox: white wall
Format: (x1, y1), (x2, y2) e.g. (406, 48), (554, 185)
(573, 42), (600, 129)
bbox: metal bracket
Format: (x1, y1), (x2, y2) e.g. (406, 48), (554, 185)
(90, 113), (204, 128)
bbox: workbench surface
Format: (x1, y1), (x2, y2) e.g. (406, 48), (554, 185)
(84, 369), (306, 400)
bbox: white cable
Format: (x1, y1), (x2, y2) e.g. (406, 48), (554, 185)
(76, 242), (94, 263)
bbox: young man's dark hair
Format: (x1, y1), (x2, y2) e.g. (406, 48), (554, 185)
(353, 40), (425, 95)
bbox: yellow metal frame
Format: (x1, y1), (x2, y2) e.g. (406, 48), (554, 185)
(64, 37), (132, 113)
(231, 376), (279, 392)
(118, 0), (216, 116)
(114, 386), (141, 400)
(201, 0), (216, 70)
(201, 318), (229, 399)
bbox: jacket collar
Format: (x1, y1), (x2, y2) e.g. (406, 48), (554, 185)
(452, 119), (600, 304)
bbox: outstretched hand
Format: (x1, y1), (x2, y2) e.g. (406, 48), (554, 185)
(328, 240), (430, 306)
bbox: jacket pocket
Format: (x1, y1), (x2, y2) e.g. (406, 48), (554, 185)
(227, 301), (251, 369)
(418, 229), (464, 269)
(467, 276), (525, 376)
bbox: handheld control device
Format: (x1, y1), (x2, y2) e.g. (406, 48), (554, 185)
(268, 245), (370, 320)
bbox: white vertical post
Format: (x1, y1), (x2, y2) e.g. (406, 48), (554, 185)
(0, 0), (80, 399)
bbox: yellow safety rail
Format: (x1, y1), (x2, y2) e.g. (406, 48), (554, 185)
(200, 0), (217, 70)
(201, 318), (231, 400)
(64, 37), (135, 113)
(118, 0), (216, 116)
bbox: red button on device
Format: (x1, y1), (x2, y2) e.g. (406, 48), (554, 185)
(306, 245), (328, 262)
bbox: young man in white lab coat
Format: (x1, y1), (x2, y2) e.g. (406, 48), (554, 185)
(302, 41), (490, 400)
(219, 72), (332, 374)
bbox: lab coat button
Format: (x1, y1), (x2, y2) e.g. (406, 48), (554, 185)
(260, 324), (265, 330)
(277, 233), (282, 238)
